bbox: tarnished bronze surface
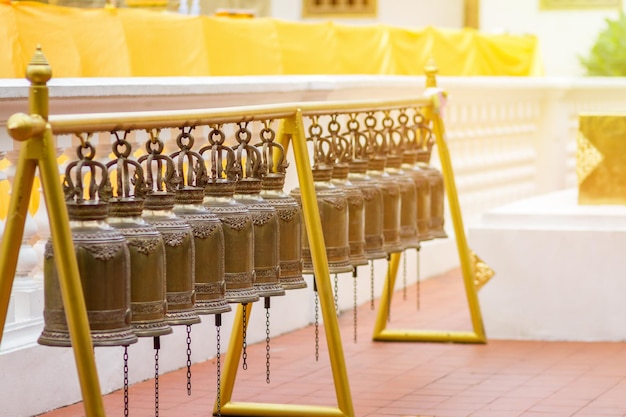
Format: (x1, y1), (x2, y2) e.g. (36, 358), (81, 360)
(233, 124), (285, 298)
(40, 145), (137, 347)
(347, 160), (386, 260)
(258, 124), (306, 290)
(417, 150), (447, 239)
(139, 134), (200, 326)
(330, 122), (367, 267)
(386, 155), (419, 250)
(367, 157), (403, 254)
(291, 166), (353, 274)
(107, 136), (172, 337)
(402, 150), (434, 242)
(200, 127), (258, 304)
(170, 130), (231, 315)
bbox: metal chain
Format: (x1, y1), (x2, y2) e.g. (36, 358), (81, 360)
(265, 297), (271, 384)
(370, 260), (375, 310)
(242, 303), (248, 370)
(153, 337), (160, 417)
(186, 325), (192, 396)
(314, 277), (319, 362)
(403, 251), (407, 301)
(416, 248), (421, 310)
(334, 273), (339, 315)
(123, 346), (129, 417)
(215, 314), (222, 417)
(353, 267), (358, 344)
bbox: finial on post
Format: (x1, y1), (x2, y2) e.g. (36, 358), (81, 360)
(424, 57), (438, 89)
(26, 45), (52, 86)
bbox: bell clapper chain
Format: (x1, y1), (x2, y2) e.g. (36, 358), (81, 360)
(242, 303), (248, 370)
(403, 251), (408, 301)
(353, 267), (358, 344)
(313, 275), (319, 362)
(215, 314), (222, 417)
(123, 345), (129, 417)
(153, 336), (160, 417)
(370, 260), (375, 310)
(186, 325), (192, 396)
(265, 297), (271, 384)
(416, 247), (421, 310)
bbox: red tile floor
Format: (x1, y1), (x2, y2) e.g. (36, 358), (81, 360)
(39, 269), (626, 417)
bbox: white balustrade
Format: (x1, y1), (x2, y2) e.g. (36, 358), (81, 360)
(2, 75), (626, 416)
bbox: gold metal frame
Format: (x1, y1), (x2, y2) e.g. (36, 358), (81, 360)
(371, 72), (488, 344)
(0, 49), (487, 417)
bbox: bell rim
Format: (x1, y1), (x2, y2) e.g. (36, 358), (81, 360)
(194, 299), (232, 315)
(132, 322), (173, 338)
(278, 276), (308, 290)
(254, 282), (286, 298)
(38, 328), (138, 347)
(166, 310), (202, 326)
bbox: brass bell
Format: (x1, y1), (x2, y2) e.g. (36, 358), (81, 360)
(400, 110), (434, 242)
(233, 123), (284, 298)
(199, 126), (259, 304)
(290, 118), (352, 275)
(257, 124), (307, 290)
(106, 133), (172, 337)
(139, 131), (200, 326)
(39, 138), (137, 347)
(346, 116), (386, 260)
(328, 116), (367, 267)
(170, 128), (231, 315)
(384, 111), (419, 250)
(414, 112), (447, 239)
(363, 112), (403, 254)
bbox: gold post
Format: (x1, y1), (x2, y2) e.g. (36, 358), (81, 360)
(217, 113), (354, 417)
(0, 48), (106, 417)
(372, 61), (488, 344)
(464, 0), (480, 29)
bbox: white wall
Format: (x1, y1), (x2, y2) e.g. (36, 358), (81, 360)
(480, 0), (621, 76)
(270, 0), (463, 29)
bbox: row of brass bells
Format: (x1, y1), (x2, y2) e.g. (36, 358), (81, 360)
(138, 134), (201, 326)
(345, 117), (386, 260)
(363, 113), (403, 254)
(384, 112), (419, 250)
(200, 128), (258, 304)
(258, 127), (307, 289)
(40, 141), (138, 347)
(170, 130), (231, 315)
(328, 118), (368, 267)
(416, 141), (447, 239)
(106, 137), (172, 337)
(232, 124), (285, 298)
(291, 121), (352, 274)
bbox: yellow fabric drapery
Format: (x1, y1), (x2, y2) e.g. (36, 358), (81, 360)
(0, 2), (542, 77)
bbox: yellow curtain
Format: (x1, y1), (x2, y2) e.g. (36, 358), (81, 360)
(120, 8), (209, 76)
(0, 2), (543, 77)
(204, 17), (283, 76)
(334, 23), (394, 75)
(274, 20), (342, 74)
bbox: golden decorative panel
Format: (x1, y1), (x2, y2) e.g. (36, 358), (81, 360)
(302, 0), (377, 18)
(578, 114), (626, 205)
(540, 0), (621, 10)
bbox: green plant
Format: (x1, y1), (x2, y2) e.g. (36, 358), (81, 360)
(580, 12), (626, 76)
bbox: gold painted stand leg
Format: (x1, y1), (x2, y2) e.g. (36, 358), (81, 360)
(372, 89), (487, 344)
(215, 111), (354, 417)
(0, 48), (105, 417)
